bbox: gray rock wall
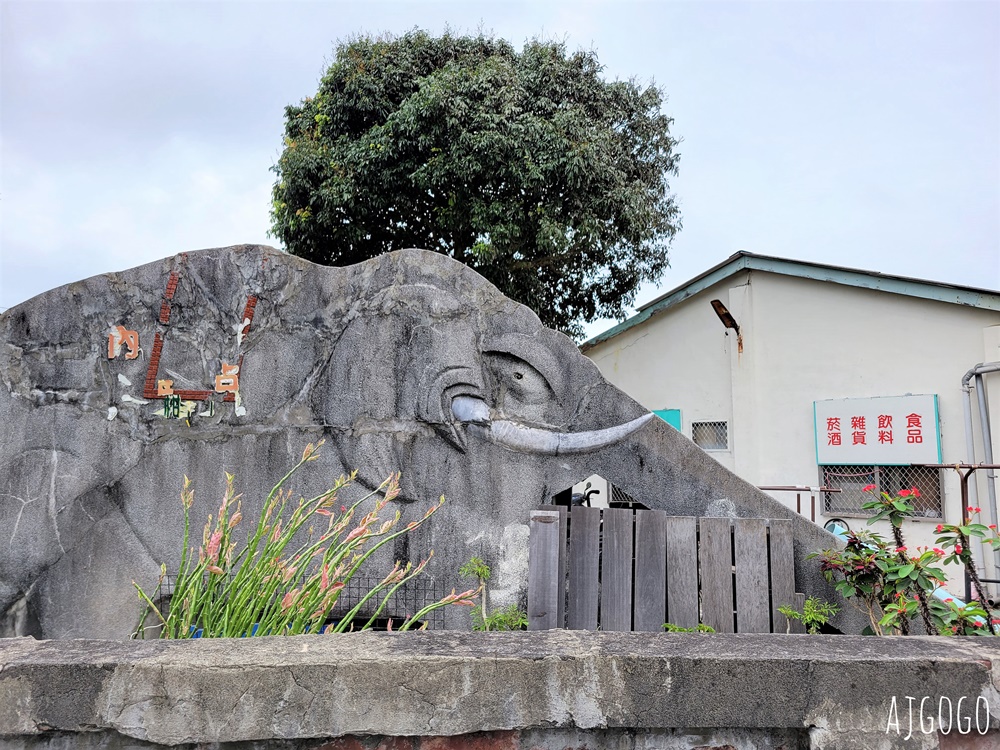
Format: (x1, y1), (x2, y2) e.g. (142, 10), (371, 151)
(0, 246), (855, 638)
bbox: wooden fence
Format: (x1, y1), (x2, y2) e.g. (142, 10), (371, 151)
(527, 507), (805, 633)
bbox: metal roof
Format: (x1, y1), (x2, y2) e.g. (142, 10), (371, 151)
(581, 251), (1000, 351)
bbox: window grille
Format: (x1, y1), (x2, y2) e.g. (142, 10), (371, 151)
(692, 421), (728, 451)
(822, 465), (943, 519)
(609, 484), (637, 508)
(332, 575), (447, 630)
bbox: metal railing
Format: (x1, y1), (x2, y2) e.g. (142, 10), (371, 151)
(758, 486), (840, 523)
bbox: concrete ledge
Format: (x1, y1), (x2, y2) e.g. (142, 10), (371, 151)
(1, 632), (999, 749)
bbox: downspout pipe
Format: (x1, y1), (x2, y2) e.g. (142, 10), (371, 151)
(962, 362), (1000, 583)
(975, 373), (998, 525)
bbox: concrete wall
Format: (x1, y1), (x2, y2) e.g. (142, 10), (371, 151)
(586, 268), (1000, 584)
(2, 632), (999, 750)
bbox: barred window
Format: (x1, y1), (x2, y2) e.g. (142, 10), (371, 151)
(692, 421), (728, 451)
(822, 465), (943, 520)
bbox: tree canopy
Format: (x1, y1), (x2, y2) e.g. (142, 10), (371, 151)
(271, 30), (681, 338)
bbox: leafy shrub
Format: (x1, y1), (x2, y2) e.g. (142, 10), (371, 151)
(459, 555), (527, 631)
(812, 486), (998, 636)
(778, 597), (839, 634)
(662, 623), (715, 633)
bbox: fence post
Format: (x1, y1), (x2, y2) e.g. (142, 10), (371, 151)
(528, 510), (562, 630)
(567, 506), (601, 630)
(600, 508), (635, 632)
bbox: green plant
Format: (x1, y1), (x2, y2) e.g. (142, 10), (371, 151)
(861, 485), (937, 634)
(927, 596), (995, 636)
(458, 555), (526, 631)
(473, 603), (528, 632)
(132, 441), (477, 638)
(459, 556), (492, 628)
(813, 530), (896, 635)
(933, 506), (1000, 634)
(813, 485), (997, 636)
(778, 597), (840, 634)
(459, 555), (527, 631)
(662, 623), (715, 633)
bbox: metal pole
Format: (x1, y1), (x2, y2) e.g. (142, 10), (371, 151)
(962, 468), (974, 603)
(975, 374), (1000, 586)
(960, 362), (1000, 587)
(922, 464), (1000, 599)
(975, 375), (998, 512)
(962, 379), (981, 511)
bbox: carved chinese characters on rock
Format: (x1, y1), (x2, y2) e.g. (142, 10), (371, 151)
(140, 268), (257, 406)
(104, 264), (259, 420)
(214, 363), (239, 393)
(107, 326), (139, 360)
(163, 394), (181, 419)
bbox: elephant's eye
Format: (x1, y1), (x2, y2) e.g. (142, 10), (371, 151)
(484, 352), (556, 423)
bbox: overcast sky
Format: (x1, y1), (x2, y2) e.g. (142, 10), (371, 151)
(2, 0), (998, 338)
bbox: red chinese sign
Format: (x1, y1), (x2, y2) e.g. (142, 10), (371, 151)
(814, 395), (940, 465)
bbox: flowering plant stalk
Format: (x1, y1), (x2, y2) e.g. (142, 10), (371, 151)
(861, 485), (937, 634)
(132, 440), (478, 638)
(934, 505), (1000, 635)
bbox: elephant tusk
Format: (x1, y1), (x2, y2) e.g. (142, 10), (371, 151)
(451, 396), (653, 456)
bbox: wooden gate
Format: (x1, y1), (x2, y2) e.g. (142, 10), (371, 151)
(527, 507), (805, 633)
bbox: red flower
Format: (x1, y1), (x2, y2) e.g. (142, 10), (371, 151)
(911, 488), (921, 498)
(974, 507), (982, 513)
(862, 483), (876, 492)
(990, 525), (997, 531)
(899, 489), (912, 497)
(933, 548), (945, 556)
(945, 598), (953, 603)
(936, 524), (944, 533)
(895, 546), (907, 553)
(956, 545), (964, 554)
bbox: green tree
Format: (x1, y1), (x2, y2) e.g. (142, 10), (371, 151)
(271, 30), (681, 338)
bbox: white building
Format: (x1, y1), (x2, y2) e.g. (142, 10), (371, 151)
(582, 252), (1000, 586)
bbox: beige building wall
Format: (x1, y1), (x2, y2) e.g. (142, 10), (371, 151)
(587, 271), (746, 474)
(585, 268), (1000, 587)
